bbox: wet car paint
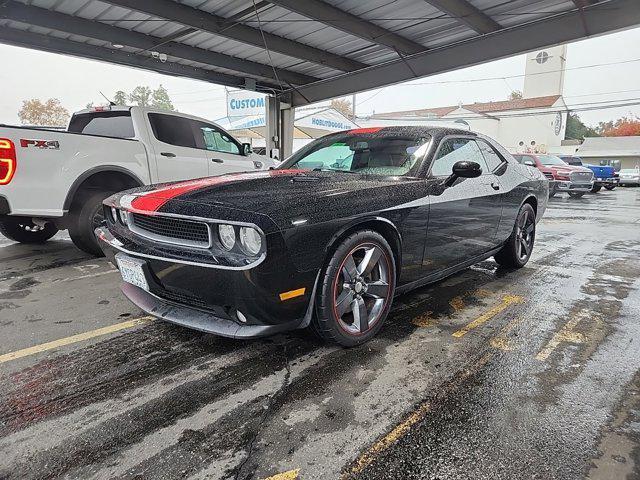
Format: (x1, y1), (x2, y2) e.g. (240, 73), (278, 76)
(100, 127), (547, 337)
(0, 188), (639, 479)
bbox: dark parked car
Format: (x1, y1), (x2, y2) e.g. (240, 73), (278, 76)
(97, 127), (548, 346)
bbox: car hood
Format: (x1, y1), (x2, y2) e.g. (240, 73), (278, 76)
(113, 169), (427, 231)
(547, 164), (592, 173)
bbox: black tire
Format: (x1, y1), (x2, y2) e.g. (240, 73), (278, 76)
(495, 203), (536, 269)
(604, 185), (616, 191)
(548, 184), (557, 198)
(591, 185), (602, 193)
(568, 191), (586, 198)
(68, 190), (113, 256)
(0, 219), (58, 244)
(312, 230), (396, 347)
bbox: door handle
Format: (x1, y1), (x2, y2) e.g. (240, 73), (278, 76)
(160, 152), (176, 157)
(211, 158), (224, 163)
(491, 182), (500, 191)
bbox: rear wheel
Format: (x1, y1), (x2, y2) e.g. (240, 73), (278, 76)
(0, 219), (58, 244)
(604, 185), (616, 191)
(495, 203), (536, 269)
(68, 190), (113, 256)
(568, 191), (586, 198)
(313, 230), (396, 347)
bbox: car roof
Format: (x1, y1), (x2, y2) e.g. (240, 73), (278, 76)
(336, 125), (478, 137)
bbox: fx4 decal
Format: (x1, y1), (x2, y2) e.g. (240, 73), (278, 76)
(20, 139), (60, 150)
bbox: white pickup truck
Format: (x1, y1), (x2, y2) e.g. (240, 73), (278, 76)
(0, 106), (276, 255)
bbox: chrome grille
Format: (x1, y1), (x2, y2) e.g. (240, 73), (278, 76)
(129, 213), (210, 248)
(570, 171), (593, 182)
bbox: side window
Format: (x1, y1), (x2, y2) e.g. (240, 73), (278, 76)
(430, 138), (489, 176)
(148, 113), (196, 148)
(194, 122), (241, 155)
(477, 140), (505, 172)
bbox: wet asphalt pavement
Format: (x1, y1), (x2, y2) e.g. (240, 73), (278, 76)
(1, 187), (640, 480)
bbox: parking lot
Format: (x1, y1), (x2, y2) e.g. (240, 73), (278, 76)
(1, 187), (639, 480)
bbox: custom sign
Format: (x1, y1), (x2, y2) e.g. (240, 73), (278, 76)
(20, 139), (60, 149)
(227, 90), (266, 118)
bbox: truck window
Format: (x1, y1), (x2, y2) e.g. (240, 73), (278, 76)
(148, 113), (197, 149)
(68, 111), (135, 138)
(193, 122), (241, 155)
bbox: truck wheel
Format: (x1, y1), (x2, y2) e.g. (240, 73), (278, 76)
(313, 230), (396, 347)
(604, 185), (616, 191)
(591, 185), (602, 193)
(0, 219), (58, 244)
(568, 192), (586, 199)
(548, 184), (557, 198)
(495, 203), (536, 269)
(68, 190), (113, 256)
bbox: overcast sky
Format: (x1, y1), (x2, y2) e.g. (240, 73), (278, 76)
(1, 26), (639, 127)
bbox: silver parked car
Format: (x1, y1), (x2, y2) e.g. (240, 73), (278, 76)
(619, 168), (640, 186)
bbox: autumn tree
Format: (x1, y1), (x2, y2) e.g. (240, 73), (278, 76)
(330, 98), (353, 119)
(128, 86), (152, 107)
(151, 84), (175, 111)
(18, 98), (70, 127)
(598, 115), (640, 137)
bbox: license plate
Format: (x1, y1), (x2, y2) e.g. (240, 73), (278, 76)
(116, 254), (149, 291)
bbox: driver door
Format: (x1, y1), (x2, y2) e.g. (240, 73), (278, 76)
(423, 137), (503, 273)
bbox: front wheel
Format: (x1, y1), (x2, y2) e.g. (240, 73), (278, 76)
(0, 219), (58, 244)
(604, 185), (616, 191)
(591, 185), (602, 193)
(495, 203), (536, 269)
(548, 184), (557, 198)
(68, 190), (114, 256)
(313, 230), (396, 347)
(568, 191), (586, 198)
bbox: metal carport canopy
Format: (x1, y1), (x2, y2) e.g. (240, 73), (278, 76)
(1, 0), (639, 107)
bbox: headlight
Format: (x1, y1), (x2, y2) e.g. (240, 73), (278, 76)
(218, 224), (236, 250)
(239, 227), (262, 255)
(117, 209), (128, 226)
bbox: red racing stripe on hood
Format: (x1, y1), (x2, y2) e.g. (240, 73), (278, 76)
(128, 169), (305, 212)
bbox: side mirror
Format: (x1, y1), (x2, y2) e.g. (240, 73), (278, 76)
(241, 143), (252, 156)
(444, 160), (482, 187)
(523, 159), (536, 167)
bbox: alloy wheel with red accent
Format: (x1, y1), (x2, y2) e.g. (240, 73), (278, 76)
(313, 230), (395, 346)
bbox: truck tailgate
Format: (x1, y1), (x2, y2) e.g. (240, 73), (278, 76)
(0, 126), (147, 217)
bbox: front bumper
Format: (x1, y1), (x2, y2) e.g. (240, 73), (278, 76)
(554, 180), (593, 192)
(96, 226), (317, 338)
(122, 282), (305, 338)
(593, 177), (618, 186)
(619, 178), (640, 186)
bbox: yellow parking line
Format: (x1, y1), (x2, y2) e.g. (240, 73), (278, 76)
(263, 469), (300, 480)
(0, 316), (153, 363)
(343, 353), (493, 478)
(536, 312), (587, 361)
(452, 294), (524, 338)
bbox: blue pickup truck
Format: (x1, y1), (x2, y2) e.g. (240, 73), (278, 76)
(559, 156), (618, 192)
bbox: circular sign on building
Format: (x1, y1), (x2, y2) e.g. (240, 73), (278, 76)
(554, 112), (562, 136)
(536, 51), (549, 64)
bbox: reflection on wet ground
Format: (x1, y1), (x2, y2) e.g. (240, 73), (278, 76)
(1, 188), (639, 479)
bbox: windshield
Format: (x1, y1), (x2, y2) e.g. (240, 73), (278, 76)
(537, 155), (568, 166)
(280, 130), (431, 177)
(561, 156), (582, 166)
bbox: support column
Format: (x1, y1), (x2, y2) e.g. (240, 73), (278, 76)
(279, 104), (294, 159)
(265, 95), (280, 160)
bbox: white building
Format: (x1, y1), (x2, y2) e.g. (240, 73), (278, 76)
(576, 136), (640, 170)
(369, 45), (569, 153)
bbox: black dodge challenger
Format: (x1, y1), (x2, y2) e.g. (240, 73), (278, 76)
(97, 127), (548, 346)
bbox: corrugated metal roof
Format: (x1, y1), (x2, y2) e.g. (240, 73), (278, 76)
(0, 0), (629, 100)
